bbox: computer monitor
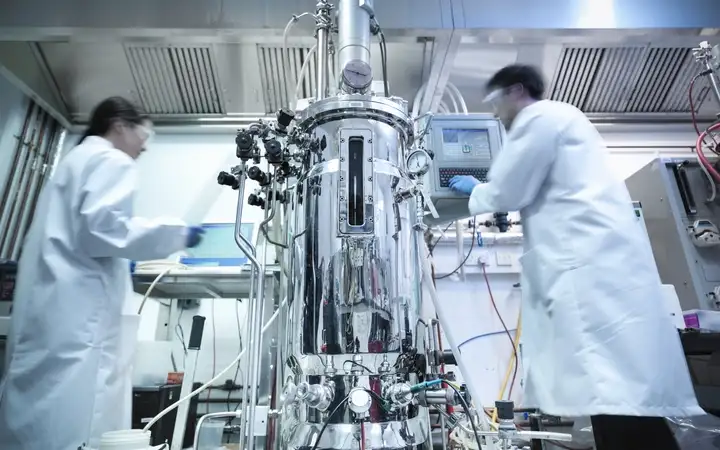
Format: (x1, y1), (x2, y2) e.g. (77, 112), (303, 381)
(179, 222), (256, 267)
(423, 114), (504, 226)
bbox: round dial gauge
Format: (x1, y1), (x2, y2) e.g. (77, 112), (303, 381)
(406, 149), (431, 177)
(342, 60), (373, 91)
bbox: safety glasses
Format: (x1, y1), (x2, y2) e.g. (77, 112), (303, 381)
(135, 124), (155, 144)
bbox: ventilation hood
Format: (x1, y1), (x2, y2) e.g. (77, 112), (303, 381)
(0, 0), (718, 127)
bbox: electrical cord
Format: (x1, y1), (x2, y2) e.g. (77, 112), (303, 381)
(434, 219), (476, 280)
(482, 263), (519, 400)
(229, 298), (245, 413)
(445, 382), (483, 450)
(343, 360), (374, 374)
(374, 19), (390, 97)
(309, 395), (351, 450)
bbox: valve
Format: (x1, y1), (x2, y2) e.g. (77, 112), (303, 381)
(247, 166), (269, 186)
(296, 382), (334, 412)
(217, 171), (239, 190)
(248, 193), (265, 209)
(275, 108), (295, 133)
(494, 212), (510, 232)
(264, 139), (284, 165)
(235, 130), (254, 160)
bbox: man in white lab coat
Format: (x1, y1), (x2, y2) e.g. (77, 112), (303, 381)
(0, 97), (205, 450)
(448, 65), (702, 449)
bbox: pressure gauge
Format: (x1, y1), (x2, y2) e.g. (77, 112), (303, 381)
(406, 149), (431, 177)
(342, 59), (373, 92)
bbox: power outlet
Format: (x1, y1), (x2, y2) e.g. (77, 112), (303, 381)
(495, 252), (514, 267)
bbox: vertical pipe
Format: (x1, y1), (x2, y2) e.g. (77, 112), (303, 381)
(707, 66), (720, 108)
(4, 111), (50, 259)
(12, 124), (62, 260)
(0, 102), (35, 231)
(337, 0), (373, 72)
(0, 108), (43, 258)
(316, 27), (329, 100)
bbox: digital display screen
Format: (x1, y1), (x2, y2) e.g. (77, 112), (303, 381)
(185, 223), (254, 259)
(441, 128), (492, 160)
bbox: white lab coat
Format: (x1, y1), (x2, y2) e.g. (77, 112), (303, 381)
(469, 100), (702, 417)
(0, 136), (188, 449)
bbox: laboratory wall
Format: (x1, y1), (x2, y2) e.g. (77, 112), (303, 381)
(61, 123), (701, 411)
(0, 73), (30, 199)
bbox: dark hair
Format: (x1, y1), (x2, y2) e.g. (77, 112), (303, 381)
(486, 64), (545, 100)
(78, 96), (148, 144)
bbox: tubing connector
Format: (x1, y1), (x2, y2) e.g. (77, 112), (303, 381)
(297, 381), (335, 411)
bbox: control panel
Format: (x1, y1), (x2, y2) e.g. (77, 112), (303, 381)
(422, 114), (504, 226)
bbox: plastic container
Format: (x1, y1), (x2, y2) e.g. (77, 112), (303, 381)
(98, 430), (167, 450)
(196, 421), (225, 449)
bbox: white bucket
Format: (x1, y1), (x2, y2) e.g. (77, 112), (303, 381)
(98, 430), (167, 450)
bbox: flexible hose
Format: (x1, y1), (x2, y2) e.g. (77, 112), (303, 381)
(142, 304), (283, 432)
(282, 13), (312, 106)
(696, 123), (720, 184)
(294, 45), (318, 109)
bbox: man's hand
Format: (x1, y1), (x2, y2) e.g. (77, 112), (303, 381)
(449, 175), (481, 195)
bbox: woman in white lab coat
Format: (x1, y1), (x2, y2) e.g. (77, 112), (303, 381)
(448, 65), (702, 450)
(0, 97), (204, 450)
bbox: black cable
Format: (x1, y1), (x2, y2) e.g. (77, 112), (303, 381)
(343, 360), (374, 374)
(229, 298), (244, 413)
(446, 383), (483, 450)
(434, 219), (476, 280)
(310, 396), (350, 450)
(374, 21), (390, 97)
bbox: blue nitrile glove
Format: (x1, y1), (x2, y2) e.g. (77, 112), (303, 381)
(185, 226), (206, 248)
(448, 175), (481, 195)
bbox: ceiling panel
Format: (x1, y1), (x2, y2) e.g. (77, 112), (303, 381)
(38, 42), (139, 120)
(125, 45), (225, 115)
(547, 45), (715, 114)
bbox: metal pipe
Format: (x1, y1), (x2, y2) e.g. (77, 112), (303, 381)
(704, 58), (720, 107)
(337, 0), (373, 73)
(0, 109), (47, 258)
(243, 211), (270, 450)
(244, 169), (279, 450)
(316, 27), (329, 100)
(12, 123), (60, 260)
(0, 102), (34, 236)
(6, 110), (50, 258)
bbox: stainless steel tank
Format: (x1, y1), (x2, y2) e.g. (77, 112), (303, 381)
(277, 96), (429, 449)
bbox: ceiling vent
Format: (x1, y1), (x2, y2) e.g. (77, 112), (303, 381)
(549, 46), (713, 114)
(124, 45), (225, 115)
(257, 45), (336, 113)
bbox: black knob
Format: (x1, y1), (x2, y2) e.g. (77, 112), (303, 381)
(494, 212), (510, 233)
(248, 193), (265, 209)
(236, 131), (254, 159)
(265, 139), (283, 164)
(247, 166), (268, 185)
(217, 171), (239, 190)
(276, 108), (294, 129)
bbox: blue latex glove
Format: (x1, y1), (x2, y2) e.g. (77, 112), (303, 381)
(448, 175), (481, 195)
(185, 226), (206, 248)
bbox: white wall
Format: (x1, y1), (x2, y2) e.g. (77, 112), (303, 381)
(0, 73), (30, 198)
(62, 123), (702, 412)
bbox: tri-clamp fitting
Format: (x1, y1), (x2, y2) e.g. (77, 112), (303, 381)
(296, 382), (335, 412)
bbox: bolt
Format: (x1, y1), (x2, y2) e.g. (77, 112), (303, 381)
(368, 139), (373, 143)
(367, 157), (372, 162)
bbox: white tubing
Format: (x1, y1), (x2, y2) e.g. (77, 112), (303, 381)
(294, 45), (318, 109)
(98, 430), (167, 450)
(447, 82), (468, 114)
(142, 304), (283, 433)
(135, 261), (188, 314)
(445, 88), (460, 113)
